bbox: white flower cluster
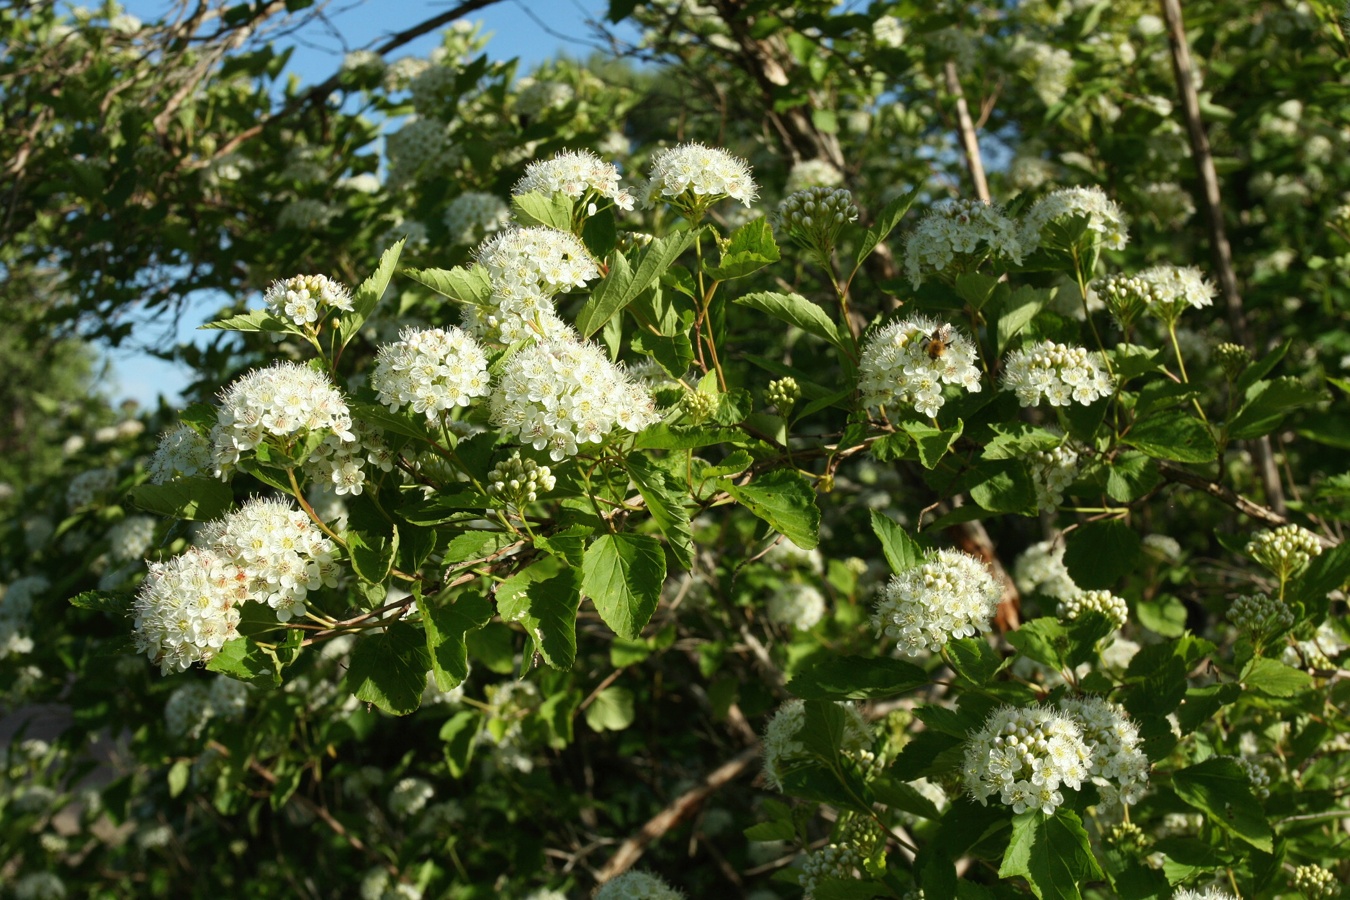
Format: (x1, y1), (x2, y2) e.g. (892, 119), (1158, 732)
(340, 49), (385, 79)
(385, 118), (455, 185)
(444, 191), (511, 246)
(859, 316), (982, 418)
(515, 79), (574, 118)
(872, 14), (905, 47)
(133, 547), (246, 673)
(1284, 621), (1349, 670)
(903, 198), (1024, 288)
(798, 843), (864, 898)
(1246, 524), (1322, 579)
(1029, 440), (1080, 510)
(12, 872), (66, 900)
(1002, 340), (1113, 407)
(0, 576), (46, 659)
(593, 870), (685, 900)
(1137, 265), (1217, 323)
(762, 699), (871, 791)
(962, 704), (1092, 815)
(775, 187), (858, 257)
(1143, 182), (1196, 228)
(1057, 589), (1128, 631)
(1060, 696), (1149, 806)
(764, 537), (824, 575)
(164, 677), (250, 738)
(149, 424), (214, 483)
(1142, 533), (1183, 562)
(488, 451), (556, 506)
(1233, 755), (1271, 799)
(1228, 592), (1294, 635)
(513, 149), (635, 212)
(409, 65), (457, 116)
(263, 274), (353, 329)
(198, 497), (339, 622)
(303, 420), (394, 496)
(489, 337), (659, 461)
(360, 868), (423, 900)
(465, 226), (599, 344)
(1013, 539), (1079, 602)
(278, 199), (339, 232)
(643, 142), (758, 209)
(1174, 887), (1238, 900)
(1020, 186), (1129, 252)
(873, 548), (1000, 656)
(767, 583), (826, 632)
(1013, 39), (1074, 107)
(372, 326), (491, 420)
(67, 467), (117, 509)
(388, 776), (435, 819)
(784, 158), (844, 194)
(1290, 864), (1339, 900)
(108, 515), (157, 563)
(382, 56), (430, 91)
(210, 362), (355, 476)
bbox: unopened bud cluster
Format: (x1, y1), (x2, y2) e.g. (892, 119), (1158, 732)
(775, 186), (858, 261)
(1214, 342), (1250, 380)
(1106, 821), (1148, 854)
(1002, 340), (1113, 408)
(1246, 524), (1323, 580)
(1094, 273), (1151, 329)
(681, 390), (719, 425)
(593, 870), (684, 900)
(1057, 589), (1128, 631)
(487, 452), (555, 509)
(1290, 864), (1338, 900)
(1234, 755), (1271, 799)
(962, 704), (1091, 815)
(766, 376), (800, 412)
(263, 274), (353, 329)
(1228, 592), (1294, 636)
(1029, 441), (1079, 510)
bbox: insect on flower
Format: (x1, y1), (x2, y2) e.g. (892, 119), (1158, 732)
(923, 323), (954, 360)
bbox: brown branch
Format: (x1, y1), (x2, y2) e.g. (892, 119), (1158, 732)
(1156, 461), (1299, 531)
(594, 747), (761, 883)
(943, 60), (990, 203)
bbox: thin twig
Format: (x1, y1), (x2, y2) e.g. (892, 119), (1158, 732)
(944, 60), (990, 203)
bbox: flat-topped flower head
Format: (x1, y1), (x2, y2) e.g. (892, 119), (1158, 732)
(476, 226), (600, 297)
(1137, 265), (1217, 324)
(385, 118), (456, 184)
(444, 191), (511, 246)
(210, 362), (354, 477)
(513, 149), (635, 213)
(904, 198), (1024, 288)
(133, 547), (246, 674)
(859, 316), (982, 418)
(873, 548), (1000, 656)
(643, 142), (757, 216)
(1014, 539), (1079, 601)
(1059, 696), (1149, 807)
(767, 583), (826, 632)
(263, 274), (353, 329)
(198, 497), (338, 622)
(372, 326), (490, 420)
(1020, 186), (1129, 252)
(1001, 340), (1113, 407)
(963, 704), (1092, 815)
(489, 336), (660, 461)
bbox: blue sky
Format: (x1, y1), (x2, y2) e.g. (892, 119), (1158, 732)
(107, 0), (637, 408)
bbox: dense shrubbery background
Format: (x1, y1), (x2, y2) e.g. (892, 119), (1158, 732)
(3, 2), (1350, 898)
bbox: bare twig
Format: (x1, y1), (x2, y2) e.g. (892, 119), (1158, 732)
(1156, 461), (1325, 537)
(944, 60), (990, 203)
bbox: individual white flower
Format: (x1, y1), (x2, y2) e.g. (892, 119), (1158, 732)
(133, 547), (246, 674)
(67, 467), (117, 509)
(962, 704), (1092, 814)
(761, 699), (871, 791)
(643, 142), (758, 210)
(873, 548), (1000, 656)
(1029, 439), (1080, 510)
(859, 316), (982, 418)
(388, 776), (435, 819)
(904, 198), (1024, 287)
(1001, 340), (1113, 407)
(593, 870), (684, 900)
(516, 79), (574, 118)
(62, 434), (85, 455)
(1020, 186), (1129, 252)
(210, 362), (355, 477)
(443, 191), (511, 246)
(108, 515), (157, 563)
(489, 336), (660, 461)
(149, 424), (214, 484)
(1057, 589), (1128, 631)
(372, 326), (491, 420)
(263, 274), (353, 329)
(165, 682), (212, 738)
(514, 149), (635, 212)
(767, 583), (826, 631)
(1060, 696), (1150, 806)
(1245, 524), (1322, 579)
(198, 497), (338, 622)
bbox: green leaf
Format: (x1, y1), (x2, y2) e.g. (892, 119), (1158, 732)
(703, 217), (780, 280)
(1123, 412), (1218, 463)
(346, 400), (434, 443)
(630, 329), (694, 378)
(626, 454), (694, 569)
(576, 230), (698, 337)
(1241, 657), (1314, 697)
(632, 423), (742, 450)
(206, 637), (284, 688)
(869, 509), (923, 574)
(510, 190), (573, 230)
(1235, 339), (1290, 395)
(127, 477), (234, 521)
(954, 273), (1001, 310)
(855, 185), (921, 268)
(1105, 452), (1161, 503)
(440, 710), (480, 777)
(1006, 618), (1070, 671)
(69, 590), (132, 615)
(1136, 594), (1187, 638)
(788, 654), (929, 700)
(199, 308), (292, 333)
(403, 264), (493, 306)
(998, 809), (1106, 900)
(968, 460), (1038, 514)
(723, 468), (820, 549)
(901, 419), (962, 469)
(422, 592), (493, 691)
(1063, 520), (1140, 590)
(734, 291), (843, 350)
(1171, 757), (1273, 852)
(168, 759), (191, 798)
(994, 286), (1046, 353)
(343, 621), (431, 716)
(497, 564), (582, 671)
(946, 637), (1006, 685)
(582, 533), (666, 640)
(1287, 542), (1350, 622)
(339, 239), (404, 350)
(347, 524), (398, 585)
(583, 685), (635, 731)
